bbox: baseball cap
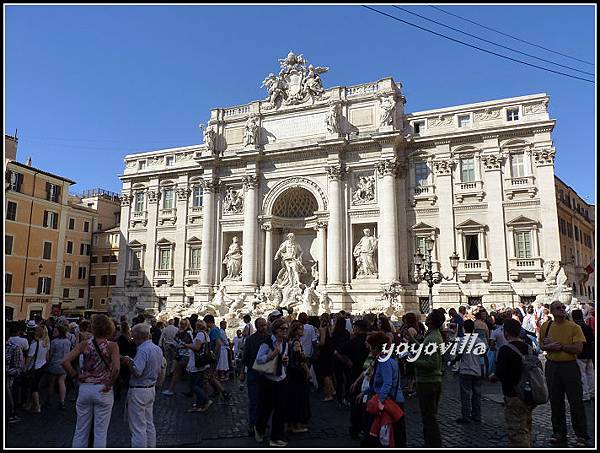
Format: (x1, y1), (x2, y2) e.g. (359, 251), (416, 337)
(26, 320), (37, 328)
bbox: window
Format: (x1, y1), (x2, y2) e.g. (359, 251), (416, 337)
(165, 156), (174, 166)
(464, 234), (479, 260)
(415, 237), (427, 255)
(134, 192), (145, 212)
(413, 120), (425, 135)
(5, 235), (13, 255)
(414, 162), (429, 187)
(131, 250), (142, 270)
(468, 296), (482, 306)
(84, 221), (90, 233)
(90, 256), (98, 264)
(163, 189), (174, 209)
(515, 231), (532, 258)
(457, 114), (471, 128)
(101, 275), (108, 286)
(5, 273), (12, 293)
(80, 244), (91, 256)
(63, 288), (70, 299)
(110, 254), (118, 262)
(90, 275), (96, 286)
(109, 275), (116, 286)
(138, 160), (146, 170)
(78, 266), (87, 280)
(158, 249), (171, 270)
(64, 265), (72, 279)
(46, 183), (61, 203)
(419, 297), (430, 314)
(6, 306), (14, 321)
(460, 157), (475, 182)
(574, 226), (580, 242)
(7, 201), (17, 221)
(68, 218), (75, 230)
(37, 277), (52, 295)
(192, 187), (203, 207)
(78, 289), (85, 299)
(43, 241), (52, 260)
(507, 108), (519, 121)
(102, 255), (111, 263)
(67, 241), (74, 254)
(100, 298), (106, 305)
(510, 153), (526, 178)
(98, 223), (102, 231)
(8, 171), (24, 192)
(190, 247), (202, 269)
(43, 211), (59, 229)
(188, 297), (194, 305)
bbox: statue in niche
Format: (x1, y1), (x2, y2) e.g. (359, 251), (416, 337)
(352, 176), (375, 205)
(325, 103), (340, 134)
(243, 114), (260, 147)
(222, 236), (243, 280)
(353, 228), (379, 278)
(199, 123), (217, 153)
(224, 187), (244, 214)
(274, 233), (307, 289)
(379, 96), (396, 127)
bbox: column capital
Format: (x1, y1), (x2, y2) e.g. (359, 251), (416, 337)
(242, 174), (259, 190)
(176, 187), (191, 201)
(120, 194), (133, 207)
(314, 220), (328, 231)
(326, 165), (347, 180)
(201, 178), (221, 193)
(147, 190), (161, 204)
(432, 159), (455, 176)
(481, 153), (505, 171)
(376, 159), (399, 178)
(261, 223), (272, 232)
(532, 148), (556, 166)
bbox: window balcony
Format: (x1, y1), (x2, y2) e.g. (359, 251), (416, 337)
(125, 270), (144, 287)
(457, 260), (490, 282)
(159, 208), (177, 226)
(409, 184), (437, 206)
(184, 268), (201, 286)
(130, 211), (148, 228)
(153, 269), (174, 287)
(508, 257), (544, 281)
(188, 206), (203, 224)
(454, 180), (485, 203)
(504, 176), (537, 199)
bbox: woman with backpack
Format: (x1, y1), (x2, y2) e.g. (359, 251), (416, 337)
(183, 320), (213, 412)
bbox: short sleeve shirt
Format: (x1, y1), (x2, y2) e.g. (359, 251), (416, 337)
(540, 320), (586, 362)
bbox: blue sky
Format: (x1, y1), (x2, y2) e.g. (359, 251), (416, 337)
(5, 5), (596, 203)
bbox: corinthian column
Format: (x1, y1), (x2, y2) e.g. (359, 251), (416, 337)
(262, 224), (273, 286)
(315, 221), (328, 287)
(199, 179), (219, 288)
(377, 160), (399, 281)
(241, 175), (259, 288)
(326, 165), (345, 286)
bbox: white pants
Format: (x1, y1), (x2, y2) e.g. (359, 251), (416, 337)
(577, 359), (595, 400)
(72, 383), (114, 448)
(127, 387), (157, 448)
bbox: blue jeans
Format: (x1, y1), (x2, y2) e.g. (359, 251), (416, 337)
(190, 370), (209, 407)
(246, 369), (259, 427)
(459, 374), (482, 420)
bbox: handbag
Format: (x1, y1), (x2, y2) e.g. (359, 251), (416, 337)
(194, 332), (214, 368)
(252, 341), (286, 375)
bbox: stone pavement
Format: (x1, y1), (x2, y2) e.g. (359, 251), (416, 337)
(5, 371), (596, 448)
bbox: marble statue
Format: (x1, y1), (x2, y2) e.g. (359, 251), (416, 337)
(274, 233), (307, 289)
(243, 114), (260, 146)
(199, 123), (217, 153)
(543, 260), (560, 286)
(301, 280), (320, 316)
(208, 285), (234, 317)
(223, 187), (244, 214)
(379, 96), (396, 127)
(352, 176), (375, 205)
(222, 236), (243, 280)
(353, 228), (378, 278)
(325, 103), (340, 134)
(304, 64), (328, 97)
(319, 289), (332, 315)
(261, 73), (286, 105)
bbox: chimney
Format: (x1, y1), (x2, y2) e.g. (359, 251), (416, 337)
(26, 156), (32, 166)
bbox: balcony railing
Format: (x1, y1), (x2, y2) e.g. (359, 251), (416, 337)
(158, 208), (177, 225)
(409, 184), (437, 206)
(508, 257), (543, 281)
(504, 176), (536, 199)
(457, 259), (490, 282)
(184, 268), (201, 286)
(125, 270), (144, 287)
(454, 180), (485, 203)
(153, 269), (174, 287)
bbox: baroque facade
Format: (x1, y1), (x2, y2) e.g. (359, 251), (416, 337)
(112, 53), (564, 317)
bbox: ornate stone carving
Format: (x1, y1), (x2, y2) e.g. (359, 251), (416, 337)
(315, 220), (328, 230)
(223, 187), (244, 214)
(325, 102), (341, 135)
(125, 161), (137, 169)
(120, 194), (133, 207)
(147, 190), (160, 204)
(353, 228), (378, 278)
(378, 95), (396, 127)
(533, 148), (556, 166)
(523, 100), (548, 115)
(176, 188), (191, 201)
(432, 159), (455, 176)
(222, 236), (243, 281)
(474, 108), (501, 121)
(261, 52), (329, 109)
(428, 115), (453, 128)
(274, 233), (307, 303)
(481, 153), (505, 170)
(376, 160), (399, 178)
(201, 179), (220, 193)
(352, 175), (376, 205)
(326, 165), (347, 180)
(263, 176), (327, 213)
(243, 114), (260, 147)
(175, 152), (195, 161)
(199, 123), (218, 154)
(261, 223), (272, 232)
(242, 175), (258, 190)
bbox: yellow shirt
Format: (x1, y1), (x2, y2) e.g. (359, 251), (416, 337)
(540, 319), (586, 362)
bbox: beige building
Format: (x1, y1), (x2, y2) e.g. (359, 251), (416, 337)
(555, 176), (595, 303)
(90, 226), (121, 313)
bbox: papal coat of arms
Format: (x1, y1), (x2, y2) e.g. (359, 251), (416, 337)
(261, 52), (329, 108)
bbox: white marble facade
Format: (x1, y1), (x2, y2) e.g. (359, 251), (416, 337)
(112, 53), (561, 316)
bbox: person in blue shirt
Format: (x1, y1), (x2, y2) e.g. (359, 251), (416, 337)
(202, 315), (230, 401)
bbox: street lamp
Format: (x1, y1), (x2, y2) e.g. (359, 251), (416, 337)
(413, 238), (459, 313)
(30, 264), (44, 276)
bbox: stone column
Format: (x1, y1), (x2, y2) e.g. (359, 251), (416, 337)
(145, 182), (160, 289)
(262, 224), (273, 286)
(326, 166), (344, 286)
(174, 184), (190, 285)
(376, 160), (399, 281)
(199, 179), (218, 290)
(115, 187), (132, 288)
(316, 221), (328, 287)
(241, 175), (259, 288)
(396, 164), (409, 282)
(533, 146), (560, 261)
(432, 153), (456, 277)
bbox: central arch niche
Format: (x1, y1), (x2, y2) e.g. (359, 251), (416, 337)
(272, 187), (319, 218)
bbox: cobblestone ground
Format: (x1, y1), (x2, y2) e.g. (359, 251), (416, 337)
(6, 371), (595, 448)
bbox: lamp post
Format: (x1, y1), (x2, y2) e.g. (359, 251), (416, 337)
(413, 237), (459, 313)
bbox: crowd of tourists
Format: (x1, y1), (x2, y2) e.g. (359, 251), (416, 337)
(4, 298), (595, 447)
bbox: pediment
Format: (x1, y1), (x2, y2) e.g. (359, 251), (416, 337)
(411, 222), (436, 232)
(506, 215), (538, 226)
(128, 239), (144, 247)
(186, 236), (202, 244)
(156, 237), (174, 245)
(456, 218), (486, 229)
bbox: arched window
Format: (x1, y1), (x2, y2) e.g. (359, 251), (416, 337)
(272, 188), (318, 218)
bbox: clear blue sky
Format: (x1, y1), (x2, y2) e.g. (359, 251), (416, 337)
(5, 5), (596, 203)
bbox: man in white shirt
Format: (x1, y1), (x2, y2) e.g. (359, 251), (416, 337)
(9, 322), (29, 355)
(159, 318), (179, 377)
